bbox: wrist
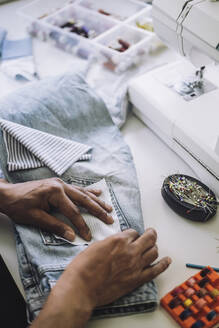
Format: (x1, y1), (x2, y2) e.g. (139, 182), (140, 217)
(58, 276), (94, 312)
(0, 180), (12, 214)
(57, 268), (95, 314)
(47, 284), (93, 327)
(32, 270), (94, 328)
(66, 259), (98, 309)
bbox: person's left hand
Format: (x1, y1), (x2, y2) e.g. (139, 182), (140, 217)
(0, 178), (113, 241)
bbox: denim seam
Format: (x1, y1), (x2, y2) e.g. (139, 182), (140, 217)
(92, 302), (157, 318)
(24, 251), (43, 297)
(14, 226), (43, 296)
(108, 182), (130, 230)
(96, 299), (157, 310)
(38, 265), (67, 275)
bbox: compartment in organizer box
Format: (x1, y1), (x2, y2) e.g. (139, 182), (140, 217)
(96, 25), (153, 72)
(97, 25), (149, 49)
(128, 6), (154, 32)
(28, 20), (94, 58)
(78, 0), (146, 21)
(19, 0), (77, 20)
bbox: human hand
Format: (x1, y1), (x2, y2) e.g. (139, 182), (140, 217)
(61, 228), (171, 307)
(31, 228), (171, 328)
(0, 178), (113, 241)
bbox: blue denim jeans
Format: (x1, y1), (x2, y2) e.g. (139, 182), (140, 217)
(0, 71), (157, 322)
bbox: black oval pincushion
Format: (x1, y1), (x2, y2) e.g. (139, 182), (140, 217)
(161, 174), (217, 222)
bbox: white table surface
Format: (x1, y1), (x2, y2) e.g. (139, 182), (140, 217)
(0, 1), (219, 327)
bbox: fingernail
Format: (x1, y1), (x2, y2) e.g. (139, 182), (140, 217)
(106, 205), (113, 212)
(147, 228), (157, 238)
(107, 215), (114, 224)
(147, 227), (155, 233)
(167, 257), (172, 265)
(63, 230), (75, 242)
(90, 189), (101, 194)
(85, 230), (92, 241)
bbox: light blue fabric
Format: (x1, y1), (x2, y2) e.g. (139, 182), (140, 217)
(0, 71), (157, 322)
(1, 37), (32, 60)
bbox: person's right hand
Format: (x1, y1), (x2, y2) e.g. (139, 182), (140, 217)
(31, 228), (171, 328)
(68, 227), (171, 307)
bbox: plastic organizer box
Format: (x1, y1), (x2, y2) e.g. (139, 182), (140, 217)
(161, 267), (219, 328)
(19, 0), (155, 72)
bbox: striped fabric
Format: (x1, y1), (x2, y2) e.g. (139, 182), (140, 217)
(0, 119), (92, 176)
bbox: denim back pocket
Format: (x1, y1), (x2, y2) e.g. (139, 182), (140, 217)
(40, 176), (130, 246)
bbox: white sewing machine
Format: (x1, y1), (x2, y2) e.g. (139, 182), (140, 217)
(129, 0), (219, 196)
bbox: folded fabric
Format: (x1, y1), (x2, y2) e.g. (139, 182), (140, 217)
(0, 119), (92, 176)
(1, 38), (33, 60)
(54, 179), (121, 245)
(1, 37), (38, 81)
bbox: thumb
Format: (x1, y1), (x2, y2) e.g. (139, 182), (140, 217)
(31, 210), (76, 242)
